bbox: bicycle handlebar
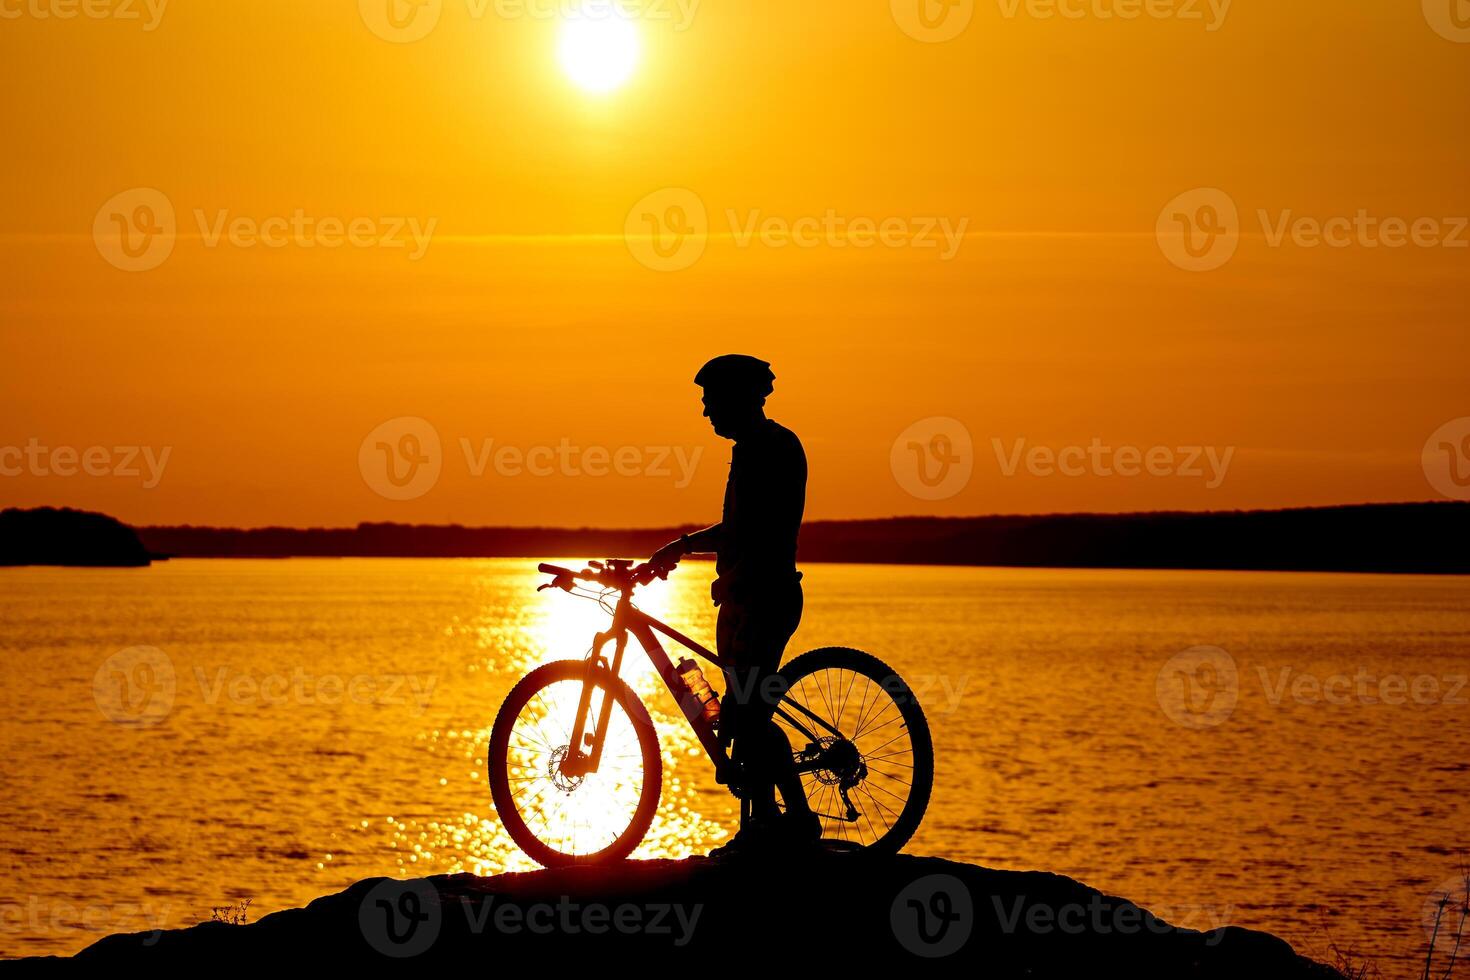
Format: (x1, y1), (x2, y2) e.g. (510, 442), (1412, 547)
(536, 559), (669, 592)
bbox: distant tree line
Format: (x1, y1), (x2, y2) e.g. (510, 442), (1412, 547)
(125, 502), (1470, 574)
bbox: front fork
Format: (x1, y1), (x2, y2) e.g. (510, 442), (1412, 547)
(560, 623), (627, 780)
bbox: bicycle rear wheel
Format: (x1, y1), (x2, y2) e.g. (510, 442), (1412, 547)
(772, 647), (933, 854)
(488, 660), (662, 867)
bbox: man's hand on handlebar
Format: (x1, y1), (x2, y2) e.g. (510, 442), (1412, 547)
(649, 538), (685, 575)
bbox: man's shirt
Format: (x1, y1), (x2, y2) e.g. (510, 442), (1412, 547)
(715, 418), (806, 591)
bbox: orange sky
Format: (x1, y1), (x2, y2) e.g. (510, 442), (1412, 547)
(1, 0), (1467, 527)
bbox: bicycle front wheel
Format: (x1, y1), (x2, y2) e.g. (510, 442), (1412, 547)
(488, 660), (662, 868)
(773, 647), (934, 855)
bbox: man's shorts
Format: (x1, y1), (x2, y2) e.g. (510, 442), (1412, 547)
(715, 580), (803, 743)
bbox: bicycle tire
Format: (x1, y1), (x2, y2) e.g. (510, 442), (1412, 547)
(488, 660), (662, 868)
(773, 647), (934, 855)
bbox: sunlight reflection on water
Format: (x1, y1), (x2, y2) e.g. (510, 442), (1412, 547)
(1, 558), (1467, 968)
(370, 563), (726, 878)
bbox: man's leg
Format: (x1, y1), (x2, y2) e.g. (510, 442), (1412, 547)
(746, 716), (809, 820)
(736, 711), (782, 823)
(730, 585), (807, 824)
(717, 602), (766, 827)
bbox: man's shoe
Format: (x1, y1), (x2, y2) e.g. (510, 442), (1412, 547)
(778, 808), (822, 848)
(707, 810), (822, 859)
(706, 822), (777, 859)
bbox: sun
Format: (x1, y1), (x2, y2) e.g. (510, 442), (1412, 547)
(557, 13), (641, 94)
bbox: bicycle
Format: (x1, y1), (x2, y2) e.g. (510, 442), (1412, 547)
(487, 559), (934, 867)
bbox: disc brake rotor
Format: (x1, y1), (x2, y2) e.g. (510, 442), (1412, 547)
(548, 745), (585, 793)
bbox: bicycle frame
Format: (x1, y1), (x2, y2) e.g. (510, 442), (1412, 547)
(557, 583), (847, 786)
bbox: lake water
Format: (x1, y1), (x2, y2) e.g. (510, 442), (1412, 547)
(0, 558), (1466, 967)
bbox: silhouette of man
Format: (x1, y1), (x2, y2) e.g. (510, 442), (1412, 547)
(651, 354), (820, 853)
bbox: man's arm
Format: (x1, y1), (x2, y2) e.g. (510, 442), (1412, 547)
(650, 523), (722, 569)
(681, 523), (723, 555)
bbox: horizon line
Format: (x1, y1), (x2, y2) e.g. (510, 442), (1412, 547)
(107, 498), (1460, 532)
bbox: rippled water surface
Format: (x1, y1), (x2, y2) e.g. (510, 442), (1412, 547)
(1, 559), (1467, 966)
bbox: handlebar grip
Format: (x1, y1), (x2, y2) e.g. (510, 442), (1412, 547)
(538, 563), (575, 577)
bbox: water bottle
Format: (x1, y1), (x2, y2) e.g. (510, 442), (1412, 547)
(676, 658), (721, 726)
